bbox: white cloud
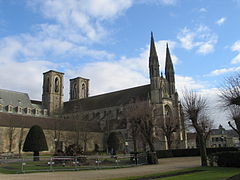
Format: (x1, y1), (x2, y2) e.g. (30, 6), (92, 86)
(175, 75), (204, 92)
(210, 66), (240, 76)
(28, 0), (133, 42)
(199, 8), (207, 12)
(177, 25), (218, 55)
(0, 60), (56, 100)
(199, 88), (229, 128)
(231, 40), (240, 64)
(159, 0), (177, 5)
(137, 0), (177, 5)
(215, 17), (226, 26)
(65, 39), (179, 97)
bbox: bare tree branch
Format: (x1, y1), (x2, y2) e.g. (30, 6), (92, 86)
(219, 73), (240, 107)
(181, 89), (208, 166)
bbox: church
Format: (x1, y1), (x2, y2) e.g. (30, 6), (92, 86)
(0, 33), (187, 154)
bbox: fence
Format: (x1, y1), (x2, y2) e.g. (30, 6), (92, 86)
(0, 153), (148, 173)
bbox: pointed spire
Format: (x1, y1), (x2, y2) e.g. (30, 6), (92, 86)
(150, 32), (157, 57)
(165, 43), (174, 76)
(165, 43), (175, 95)
(149, 32), (160, 78)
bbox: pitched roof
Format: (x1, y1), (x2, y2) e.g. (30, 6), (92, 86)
(0, 89), (32, 109)
(64, 84), (150, 113)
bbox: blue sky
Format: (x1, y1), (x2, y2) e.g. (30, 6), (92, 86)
(1, 0), (240, 128)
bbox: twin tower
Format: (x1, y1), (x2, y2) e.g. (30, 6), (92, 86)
(41, 32), (176, 115)
(41, 71), (89, 115)
(149, 32), (176, 104)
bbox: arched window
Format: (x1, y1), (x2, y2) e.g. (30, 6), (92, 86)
(81, 83), (86, 98)
(73, 83), (77, 98)
(165, 105), (172, 121)
(46, 77), (50, 92)
(55, 77), (60, 92)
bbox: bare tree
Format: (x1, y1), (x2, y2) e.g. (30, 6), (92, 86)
(219, 73), (240, 139)
(219, 73), (240, 106)
(18, 127), (25, 157)
(182, 89), (208, 166)
(158, 116), (178, 150)
(228, 105), (240, 139)
(123, 103), (141, 152)
(70, 113), (93, 152)
(7, 118), (16, 153)
(79, 121), (94, 152)
(127, 101), (156, 152)
(198, 114), (214, 142)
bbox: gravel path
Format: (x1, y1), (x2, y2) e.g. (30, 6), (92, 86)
(0, 157), (200, 180)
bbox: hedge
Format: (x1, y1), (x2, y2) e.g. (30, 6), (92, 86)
(213, 151), (240, 167)
(156, 147), (239, 158)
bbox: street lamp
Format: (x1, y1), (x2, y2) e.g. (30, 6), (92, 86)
(125, 141), (128, 154)
(54, 138), (58, 154)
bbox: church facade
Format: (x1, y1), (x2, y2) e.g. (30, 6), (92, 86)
(0, 33), (187, 154)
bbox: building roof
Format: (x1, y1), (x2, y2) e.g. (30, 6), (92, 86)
(0, 89), (32, 109)
(64, 84), (150, 113)
(31, 100), (43, 109)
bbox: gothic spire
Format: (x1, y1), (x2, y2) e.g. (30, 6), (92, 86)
(149, 32), (160, 78)
(165, 43), (175, 95)
(150, 32), (158, 57)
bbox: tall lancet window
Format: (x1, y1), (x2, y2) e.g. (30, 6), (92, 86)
(46, 77), (50, 92)
(55, 77), (60, 92)
(73, 83), (77, 99)
(81, 83), (86, 98)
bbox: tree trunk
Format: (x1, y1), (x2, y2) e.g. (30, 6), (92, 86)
(198, 134), (208, 166)
(166, 135), (172, 150)
(146, 138), (158, 164)
(133, 138), (138, 152)
(33, 151), (40, 161)
(84, 140), (87, 152)
(18, 128), (24, 157)
(147, 139), (155, 152)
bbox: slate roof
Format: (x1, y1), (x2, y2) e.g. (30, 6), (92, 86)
(31, 100), (43, 109)
(64, 84), (150, 113)
(0, 89), (32, 109)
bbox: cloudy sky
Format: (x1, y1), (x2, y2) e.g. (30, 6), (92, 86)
(0, 0), (240, 128)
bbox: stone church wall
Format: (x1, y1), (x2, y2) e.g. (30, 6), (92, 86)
(0, 126), (104, 154)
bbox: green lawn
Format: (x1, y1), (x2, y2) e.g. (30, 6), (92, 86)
(110, 167), (240, 180)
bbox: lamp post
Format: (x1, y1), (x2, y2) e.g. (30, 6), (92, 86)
(125, 141), (128, 154)
(54, 138), (58, 154)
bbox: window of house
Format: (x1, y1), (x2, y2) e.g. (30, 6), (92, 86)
(212, 137), (215, 142)
(26, 108), (31, 114)
(17, 106), (22, 113)
(43, 109), (48, 116)
(7, 105), (13, 112)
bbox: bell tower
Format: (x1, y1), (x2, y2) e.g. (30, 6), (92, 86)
(42, 70), (64, 115)
(70, 77), (89, 100)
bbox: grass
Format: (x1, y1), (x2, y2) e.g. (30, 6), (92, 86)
(0, 156), (137, 174)
(109, 167), (240, 180)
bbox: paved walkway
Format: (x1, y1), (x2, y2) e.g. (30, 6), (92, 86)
(0, 157), (200, 180)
